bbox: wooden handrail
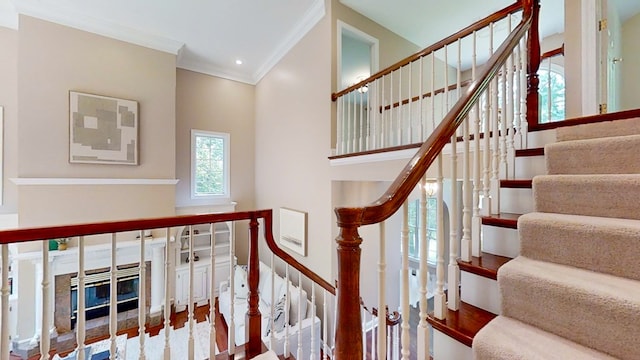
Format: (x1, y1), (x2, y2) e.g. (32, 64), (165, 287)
(380, 80), (473, 113)
(541, 44), (564, 60)
(336, 15), (532, 227)
(333, 1), (534, 357)
(331, 1), (523, 100)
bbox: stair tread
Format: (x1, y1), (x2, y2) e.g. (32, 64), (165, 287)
(500, 179), (533, 188)
(474, 316), (617, 359)
(515, 147), (545, 157)
(427, 301), (497, 347)
(481, 213), (521, 229)
(458, 252), (512, 280)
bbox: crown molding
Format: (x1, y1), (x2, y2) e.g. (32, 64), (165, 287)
(177, 58), (256, 85)
(253, 0), (326, 83)
(13, 1), (184, 55)
(10, 178), (180, 186)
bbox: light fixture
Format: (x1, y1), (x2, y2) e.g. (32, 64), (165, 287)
(235, 59), (243, 65)
(355, 75), (369, 93)
(424, 181), (438, 197)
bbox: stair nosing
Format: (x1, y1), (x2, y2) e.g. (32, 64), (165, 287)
(515, 147), (545, 157)
(481, 213), (521, 229)
(458, 252), (512, 280)
(500, 179), (533, 188)
(427, 301), (497, 347)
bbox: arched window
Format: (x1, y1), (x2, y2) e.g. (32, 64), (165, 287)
(538, 64), (566, 123)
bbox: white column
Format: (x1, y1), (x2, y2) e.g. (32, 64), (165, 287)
(150, 245), (164, 315)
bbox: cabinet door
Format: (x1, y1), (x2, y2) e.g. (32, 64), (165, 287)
(175, 270), (188, 306)
(193, 266), (209, 303)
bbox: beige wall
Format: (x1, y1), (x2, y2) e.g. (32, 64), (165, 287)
(255, 0), (333, 280)
(621, 13), (640, 110)
(15, 15), (179, 339)
(17, 15), (177, 224)
(175, 69), (255, 210)
(0, 27), (18, 214)
(175, 69), (256, 258)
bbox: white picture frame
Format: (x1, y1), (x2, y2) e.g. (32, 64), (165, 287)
(69, 91), (139, 165)
(279, 208), (307, 256)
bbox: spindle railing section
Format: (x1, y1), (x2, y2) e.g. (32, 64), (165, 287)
(333, 0), (540, 359)
(0, 210), (336, 360)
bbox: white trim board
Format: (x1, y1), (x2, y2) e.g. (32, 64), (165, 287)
(10, 178), (179, 186)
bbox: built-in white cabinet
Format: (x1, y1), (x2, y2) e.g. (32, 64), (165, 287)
(173, 222), (234, 311)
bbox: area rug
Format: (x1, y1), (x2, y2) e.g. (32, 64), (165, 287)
(125, 321), (217, 359)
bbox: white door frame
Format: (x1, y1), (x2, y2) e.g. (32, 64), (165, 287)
(337, 20), (380, 92)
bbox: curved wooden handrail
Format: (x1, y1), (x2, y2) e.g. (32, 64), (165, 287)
(332, 1), (523, 100)
(260, 209), (336, 295)
(541, 44), (564, 60)
(335, 8), (533, 227)
(0, 208), (336, 295)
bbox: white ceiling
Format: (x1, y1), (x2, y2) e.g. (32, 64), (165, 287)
(2, 0), (640, 85)
(0, 0), (325, 84)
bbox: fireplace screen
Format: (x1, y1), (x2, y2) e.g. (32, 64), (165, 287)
(71, 268), (140, 327)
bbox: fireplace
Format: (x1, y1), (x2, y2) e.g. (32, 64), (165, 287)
(70, 267), (140, 328)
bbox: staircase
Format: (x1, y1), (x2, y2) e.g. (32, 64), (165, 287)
(429, 117), (640, 359)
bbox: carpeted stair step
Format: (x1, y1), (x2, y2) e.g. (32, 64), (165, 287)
(498, 256), (640, 360)
(545, 134), (640, 175)
(533, 174), (640, 220)
(556, 115), (640, 142)
(473, 316), (616, 360)
(519, 212), (640, 281)
(458, 252), (512, 281)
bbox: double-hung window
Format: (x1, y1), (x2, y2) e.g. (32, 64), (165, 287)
(407, 198), (438, 264)
(191, 130), (230, 201)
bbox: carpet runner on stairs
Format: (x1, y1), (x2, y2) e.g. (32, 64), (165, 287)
(473, 126), (640, 360)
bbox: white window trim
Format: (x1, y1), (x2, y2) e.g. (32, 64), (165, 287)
(190, 129), (230, 202)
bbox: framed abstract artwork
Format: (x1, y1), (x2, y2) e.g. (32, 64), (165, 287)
(279, 207), (308, 256)
(69, 91), (139, 165)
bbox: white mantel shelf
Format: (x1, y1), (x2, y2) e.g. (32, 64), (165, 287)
(10, 178), (180, 186)
(12, 237), (170, 262)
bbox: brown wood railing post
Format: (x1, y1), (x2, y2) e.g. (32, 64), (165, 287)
(525, 0), (541, 128)
(334, 208), (364, 360)
(246, 215), (262, 358)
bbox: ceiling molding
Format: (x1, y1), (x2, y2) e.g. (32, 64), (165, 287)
(13, 0), (185, 55)
(253, 0), (326, 83)
(178, 58), (257, 85)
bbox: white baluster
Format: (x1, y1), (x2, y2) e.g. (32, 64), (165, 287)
(337, 96), (343, 155)
(482, 24), (494, 218)
(352, 91), (358, 153)
(361, 305), (366, 360)
(381, 74), (386, 148)
(40, 240), (50, 360)
(284, 265), (291, 358)
(465, 36), (477, 262)
(390, 71), (394, 147)
(110, 233), (119, 359)
(434, 156), (447, 320)
(520, 36), (528, 148)
(365, 80), (371, 151)
(448, 130), (460, 311)
(209, 223), (216, 360)
(269, 253), (275, 350)
(377, 221), (386, 360)
(359, 89), (365, 152)
(163, 229), (172, 360)
(1, 245), (9, 360)
(77, 236), (86, 360)
(297, 272), (303, 360)
(417, 176), (429, 360)
(394, 323), (400, 360)
(311, 282), (317, 360)
(430, 51), (436, 134)
(228, 224), (236, 355)
(323, 290), (328, 360)
(514, 39), (523, 150)
(490, 23), (501, 215)
(398, 66), (403, 146)
(506, 15), (517, 179)
(419, 56), (424, 141)
(500, 62), (509, 179)
(408, 62), (413, 143)
(139, 230), (147, 360)
(371, 313), (376, 360)
(400, 203), (410, 360)
(187, 227), (194, 360)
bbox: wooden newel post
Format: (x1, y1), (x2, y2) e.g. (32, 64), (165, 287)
(525, 0), (541, 129)
(246, 216), (262, 358)
(334, 208), (364, 360)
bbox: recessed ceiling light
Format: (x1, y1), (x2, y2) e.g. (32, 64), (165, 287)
(235, 59), (243, 65)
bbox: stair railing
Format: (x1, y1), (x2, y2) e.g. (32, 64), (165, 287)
(0, 209), (335, 360)
(333, 1), (539, 359)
